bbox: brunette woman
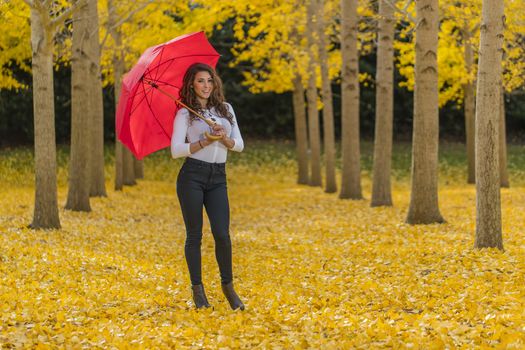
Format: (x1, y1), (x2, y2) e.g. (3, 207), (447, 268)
(171, 63), (244, 310)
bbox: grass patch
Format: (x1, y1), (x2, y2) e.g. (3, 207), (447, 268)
(2, 141), (524, 188)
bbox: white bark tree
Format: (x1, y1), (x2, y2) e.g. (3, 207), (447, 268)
(317, 0), (336, 193)
(106, 0), (156, 189)
(371, 0), (395, 207)
(65, 0), (91, 212)
(463, 24), (476, 185)
(23, 0), (86, 228)
(292, 74), (309, 185)
(406, 0), (445, 224)
(134, 158), (144, 179)
(86, 0), (107, 196)
(499, 88), (509, 188)
(474, 0), (505, 250)
(306, 0), (322, 187)
(339, 0), (362, 199)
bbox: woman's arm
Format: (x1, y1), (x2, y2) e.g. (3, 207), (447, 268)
(171, 110), (190, 158)
(189, 138), (212, 153)
(171, 109), (191, 158)
(172, 109), (214, 158)
(220, 103), (244, 152)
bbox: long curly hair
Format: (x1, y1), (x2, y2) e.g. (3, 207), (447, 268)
(179, 63), (233, 125)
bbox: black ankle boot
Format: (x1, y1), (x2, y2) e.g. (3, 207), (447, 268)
(221, 282), (245, 310)
(191, 284), (211, 309)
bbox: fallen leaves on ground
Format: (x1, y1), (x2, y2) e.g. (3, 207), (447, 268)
(0, 151), (524, 349)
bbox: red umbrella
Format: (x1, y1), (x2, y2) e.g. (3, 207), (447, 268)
(116, 31), (220, 159)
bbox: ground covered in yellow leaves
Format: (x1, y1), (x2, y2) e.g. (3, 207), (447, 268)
(1, 142), (524, 348)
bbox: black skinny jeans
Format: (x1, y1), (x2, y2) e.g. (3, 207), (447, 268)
(176, 157), (233, 286)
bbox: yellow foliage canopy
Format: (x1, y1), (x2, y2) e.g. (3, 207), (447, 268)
(0, 0), (229, 89)
(228, 0), (375, 94)
(99, 0), (227, 87)
(0, 0), (31, 89)
(395, 0), (525, 107)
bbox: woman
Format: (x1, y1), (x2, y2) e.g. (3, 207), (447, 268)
(171, 63), (245, 310)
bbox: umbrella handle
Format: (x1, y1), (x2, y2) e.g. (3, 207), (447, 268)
(205, 132), (223, 141)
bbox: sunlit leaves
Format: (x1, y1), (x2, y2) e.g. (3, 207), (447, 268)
(503, 0), (525, 92)
(0, 0), (31, 89)
(395, 0), (525, 106)
(1, 143), (524, 347)
(225, 0), (376, 94)
(99, 0), (202, 86)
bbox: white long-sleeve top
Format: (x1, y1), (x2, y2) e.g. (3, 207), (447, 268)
(171, 103), (244, 163)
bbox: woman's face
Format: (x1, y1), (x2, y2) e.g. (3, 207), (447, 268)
(192, 71), (214, 101)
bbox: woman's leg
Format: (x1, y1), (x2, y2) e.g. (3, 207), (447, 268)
(203, 181), (233, 284)
(177, 177), (205, 286)
(204, 166), (244, 310)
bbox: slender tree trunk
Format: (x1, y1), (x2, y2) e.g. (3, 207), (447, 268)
(317, 0), (336, 193)
(65, 2), (91, 212)
(115, 141), (124, 192)
(123, 148), (136, 185)
(306, 81), (321, 187)
(87, 0), (107, 197)
(134, 158), (144, 179)
(292, 74), (309, 184)
(406, 0), (444, 224)
(306, 0), (322, 187)
(371, 0), (395, 207)
(474, 0), (504, 250)
(340, 0), (362, 199)
(463, 27), (476, 184)
(29, 8), (61, 229)
(108, 0), (124, 190)
(499, 88), (509, 187)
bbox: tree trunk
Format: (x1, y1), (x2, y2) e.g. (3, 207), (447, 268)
(134, 158), (144, 179)
(123, 148), (136, 185)
(463, 26), (476, 184)
(340, 0), (362, 199)
(115, 143), (124, 191)
(65, 1), (91, 212)
(108, 0), (124, 190)
(474, 0), (504, 250)
(29, 8), (61, 229)
(87, 0), (107, 197)
(317, 0), (336, 193)
(371, 0), (395, 207)
(292, 74), (309, 185)
(499, 88), (509, 188)
(306, 0), (322, 187)
(406, 0), (444, 224)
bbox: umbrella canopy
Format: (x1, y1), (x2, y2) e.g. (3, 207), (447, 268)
(116, 31), (220, 159)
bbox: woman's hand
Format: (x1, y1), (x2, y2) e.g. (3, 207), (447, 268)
(200, 137), (212, 147)
(207, 124), (234, 148)
(203, 123), (223, 141)
(211, 124), (227, 140)
(212, 125), (236, 149)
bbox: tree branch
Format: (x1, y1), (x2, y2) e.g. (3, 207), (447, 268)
(50, 0), (87, 30)
(23, 0), (51, 25)
(100, 0), (155, 52)
(384, 0), (416, 24)
(24, 0), (47, 15)
(21, 0), (35, 7)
